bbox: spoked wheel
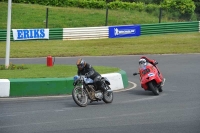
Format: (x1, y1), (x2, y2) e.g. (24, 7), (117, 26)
(72, 86), (88, 107)
(103, 85), (113, 103)
(148, 81), (159, 95)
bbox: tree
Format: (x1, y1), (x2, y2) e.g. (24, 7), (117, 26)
(120, 0), (162, 4)
(193, 0), (200, 13)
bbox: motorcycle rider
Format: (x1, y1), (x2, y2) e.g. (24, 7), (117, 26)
(139, 56), (165, 86)
(140, 56), (158, 66)
(139, 56), (159, 73)
(76, 58), (107, 92)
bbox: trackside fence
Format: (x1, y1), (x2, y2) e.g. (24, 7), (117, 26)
(0, 21), (199, 41)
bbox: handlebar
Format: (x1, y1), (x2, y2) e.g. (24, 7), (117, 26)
(73, 75), (85, 86)
(133, 72), (139, 76)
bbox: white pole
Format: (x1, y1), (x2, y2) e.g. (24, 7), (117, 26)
(5, 0), (12, 68)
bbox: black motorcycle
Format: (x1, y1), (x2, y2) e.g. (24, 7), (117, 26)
(72, 75), (113, 107)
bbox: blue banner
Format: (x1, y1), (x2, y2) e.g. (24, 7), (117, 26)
(109, 25), (140, 38)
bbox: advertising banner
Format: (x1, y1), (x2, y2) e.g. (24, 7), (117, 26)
(12, 29), (49, 40)
(109, 25), (140, 38)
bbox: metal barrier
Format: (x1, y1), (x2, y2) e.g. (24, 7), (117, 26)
(49, 28), (63, 40)
(199, 21), (200, 32)
(0, 29), (14, 41)
(141, 21), (199, 35)
(0, 21), (199, 41)
(63, 26), (109, 40)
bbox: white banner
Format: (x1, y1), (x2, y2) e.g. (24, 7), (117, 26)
(12, 29), (49, 40)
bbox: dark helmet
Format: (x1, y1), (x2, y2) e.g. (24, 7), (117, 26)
(76, 58), (86, 70)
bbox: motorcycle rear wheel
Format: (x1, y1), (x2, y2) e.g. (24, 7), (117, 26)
(72, 86), (88, 107)
(103, 85), (113, 103)
(148, 81), (159, 95)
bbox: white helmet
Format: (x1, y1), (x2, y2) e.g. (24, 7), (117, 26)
(139, 58), (146, 65)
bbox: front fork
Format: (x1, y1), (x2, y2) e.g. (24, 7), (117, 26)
(81, 84), (84, 96)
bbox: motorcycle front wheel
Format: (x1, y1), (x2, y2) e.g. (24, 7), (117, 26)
(103, 85), (113, 103)
(148, 81), (159, 95)
(72, 86), (88, 107)
(158, 86), (163, 92)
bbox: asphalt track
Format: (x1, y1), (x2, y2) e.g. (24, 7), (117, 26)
(0, 54), (200, 133)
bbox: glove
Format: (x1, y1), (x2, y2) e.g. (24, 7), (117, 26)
(154, 61), (158, 65)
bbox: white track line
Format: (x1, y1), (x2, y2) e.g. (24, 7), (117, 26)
(114, 81), (137, 92)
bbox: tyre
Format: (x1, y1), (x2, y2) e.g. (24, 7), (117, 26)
(102, 85), (113, 103)
(158, 78), (165, 92)
(148, 81), (159, 95)
(158, 86), (163, 92)
(72, 86), (88, 107)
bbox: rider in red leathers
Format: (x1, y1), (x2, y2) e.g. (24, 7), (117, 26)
(140, 56), (161, 76)
(139, 56), (165, 86)
(140, 56), (158, 66)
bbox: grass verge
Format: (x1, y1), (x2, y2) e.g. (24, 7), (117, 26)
(0, 32), (199, 58)
(0, 64), (120, 79)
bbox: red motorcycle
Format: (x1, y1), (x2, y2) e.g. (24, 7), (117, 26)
(133, 58), (165, 95)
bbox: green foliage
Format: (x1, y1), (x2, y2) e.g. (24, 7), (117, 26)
(161, 0), (196, 15)
(145, 3), (160, 13)
(122, 0), (162, 4)
(193, 0), (200, 13)
(1, 0), (107, 8)
(1, 0), (161, 12)
(108, 1), (131, 10)
(107, 1), (160, 12)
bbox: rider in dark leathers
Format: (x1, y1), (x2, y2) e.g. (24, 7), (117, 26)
(76, 58), (106, 92)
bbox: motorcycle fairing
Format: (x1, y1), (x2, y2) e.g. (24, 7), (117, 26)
(73, 75), (94, 84)
(139, 63), (162, 90)
(73, 75), (110, 85)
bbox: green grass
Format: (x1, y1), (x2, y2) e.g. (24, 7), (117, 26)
(0, 2), (181, 29)
(0, 32), (199, 58)
(0, 64), (120, 79)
